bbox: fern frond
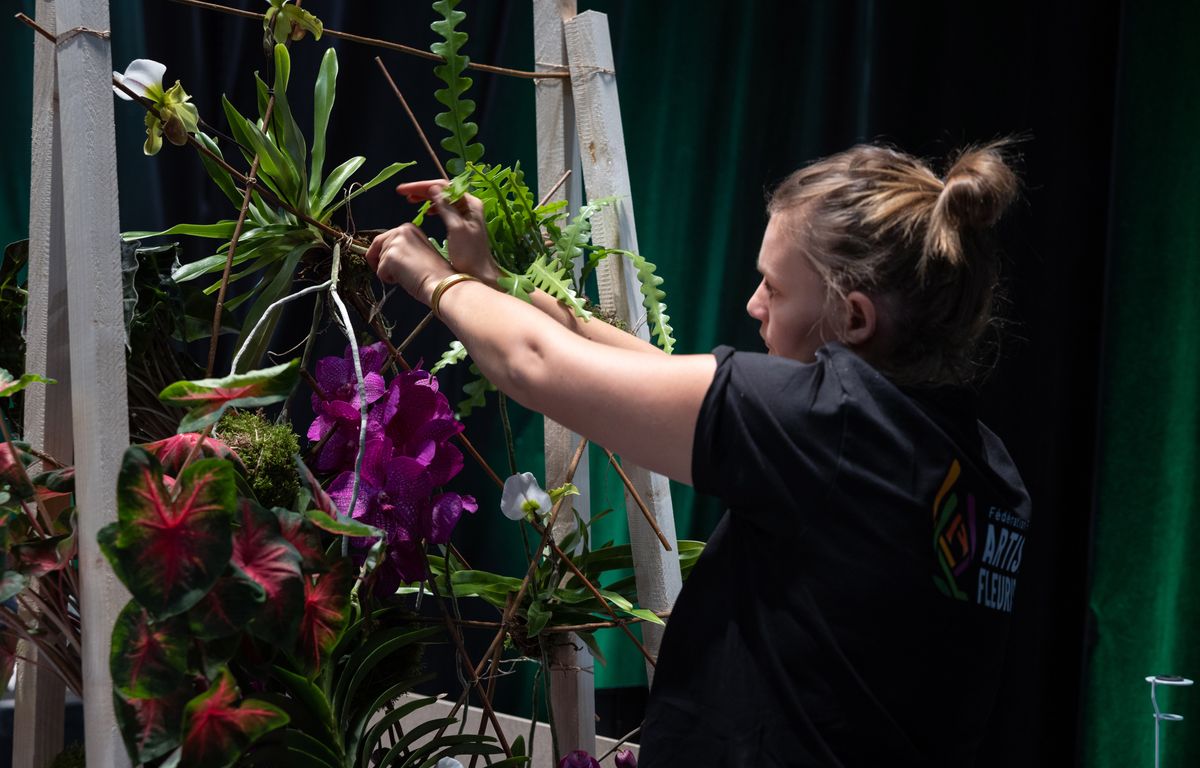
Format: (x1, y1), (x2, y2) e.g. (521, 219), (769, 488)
(431, 0), (484, 175)
(430, 341), (468, 374)
(457, 364), (496, 419)
(526, 256), (592, 320)
(594, 249), (676, 353)
(555, 197), (617, 279)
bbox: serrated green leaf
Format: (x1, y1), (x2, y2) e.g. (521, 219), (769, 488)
(429, 341), (468, 374)
(526, 256), (591, 319)
(430, 0), (484, 175)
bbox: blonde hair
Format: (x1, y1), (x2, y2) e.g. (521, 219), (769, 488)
(767, 142), (1019, 387)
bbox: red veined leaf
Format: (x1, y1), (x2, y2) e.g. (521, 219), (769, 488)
(12, 535), (71, 578)
(0, 507), (29, 550)
(294, 454), (337, 517)
(114, 687), (189, 763)
(179, 667), (289, 768)
(144, 433), (245, 476)
(102, 447), (237, 618)
(0, 442), (34, 499)
(159, 360), (300, 433)
(186, 564), (266, 640)
(274, 507), (326, 571)
(233, 500), (304, 646)
(293, 557), (354, 677)
(110, 600), (189, 699)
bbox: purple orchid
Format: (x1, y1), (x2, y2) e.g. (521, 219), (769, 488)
(615, 749), (637, 768)
(558, 752), (601, 768)
(307, 342), (389, 472)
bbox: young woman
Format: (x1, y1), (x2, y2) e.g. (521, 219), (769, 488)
(367, 143), (1030, 767)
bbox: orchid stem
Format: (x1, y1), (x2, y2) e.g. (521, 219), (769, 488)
(327, 246), (368, 559)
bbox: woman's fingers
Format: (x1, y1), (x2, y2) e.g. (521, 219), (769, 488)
(395, 179), (446, 203)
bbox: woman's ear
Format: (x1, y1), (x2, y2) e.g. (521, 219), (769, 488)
(842, 290), (877, 347)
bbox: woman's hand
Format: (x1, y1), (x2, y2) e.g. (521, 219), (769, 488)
(364, 222), (454, 305)
(394, 180), (501, 287)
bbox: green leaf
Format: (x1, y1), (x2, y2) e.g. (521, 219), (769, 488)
(0, 570), (28, 601)
(304, 507), (383, 539)
(309, 47), (338, 200)
(429, 341), (468, 375)
(222, 94), (301, 204)
(333, 626), (442, 732)
(268, 44), (309, 211)
(526, 256), (591, 319)
(342, 674), (435, 762)
(598, 249), (676, 353)
(313, 156), (365, 214)
(270, 666), (336, 743)
(281, 4), (323, 40)
(158, 359), (300, 433)
(0, 369), (54, 399)
(455, 363), (495, 419)
(231, 243), (311, 373)
(124, 221), (237, 242)
(320, 161), (416, 218)
(430, 0), (484, 175)
(526, 599), (551, 637)
(195, 132), (243, 208)
(115, 688), (189, 764)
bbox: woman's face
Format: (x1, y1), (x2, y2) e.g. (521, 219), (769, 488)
(745, 212), (839, 361)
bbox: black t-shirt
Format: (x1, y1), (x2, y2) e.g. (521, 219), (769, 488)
(639, 344), (1031, 767)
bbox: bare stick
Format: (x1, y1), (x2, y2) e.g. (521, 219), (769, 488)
(206, 154), (262, 376)
(603, 447), (672, 551)
(375, 57), (448, 180)
(163, 0), (569, 80)
(536, 169), (572, 209)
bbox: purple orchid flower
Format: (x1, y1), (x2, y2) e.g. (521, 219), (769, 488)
(307, 342), (390, 472)
(615, 749), (637, 768)
(558, 752), (601, 768)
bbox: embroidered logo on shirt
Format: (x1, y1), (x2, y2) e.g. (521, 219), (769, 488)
(931, 460), (1026, 613)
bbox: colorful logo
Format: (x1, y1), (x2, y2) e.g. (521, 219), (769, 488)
(932, 460), (977, 601)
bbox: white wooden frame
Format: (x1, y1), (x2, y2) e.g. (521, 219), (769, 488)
(16, 1), (131, 766)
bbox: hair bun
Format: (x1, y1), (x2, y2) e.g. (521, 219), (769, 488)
(924, 143), (1019, 268)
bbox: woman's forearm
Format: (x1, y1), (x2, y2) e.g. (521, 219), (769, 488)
(528, 289), (663, 355)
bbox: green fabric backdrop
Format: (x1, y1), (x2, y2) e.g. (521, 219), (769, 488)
(1084, 2), (1200, 765)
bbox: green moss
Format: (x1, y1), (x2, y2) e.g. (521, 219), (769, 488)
(217, 409), (300, 509)
(50, 743), (85, 768)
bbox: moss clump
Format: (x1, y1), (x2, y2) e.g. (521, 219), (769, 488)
(217, 409), (300, 509)
(50, 743), (85, 768)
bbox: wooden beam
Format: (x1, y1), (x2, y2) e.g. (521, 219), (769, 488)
(534, 0), (595, 757)
(564, 10), (682, 683)
(53, 1), (131, 765)
(13, 3), (71, 765)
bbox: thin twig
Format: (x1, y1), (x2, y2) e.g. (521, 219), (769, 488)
(164, 0), (570, 80)
(395, 311), (436, 360)
(603, 447), (672, 551)
(375, 57), (447, 180)
(14, 12), (54, 42)
(597, 726), (642, 763)
(207, 154), (263, 376)
(536, 169), (572, 209)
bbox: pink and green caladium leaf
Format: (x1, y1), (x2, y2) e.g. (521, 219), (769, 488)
(0, 368), (55, 398)
(179, 667), (289, 768)
(186, 564), (266, 640)
(274, 507), (326, 571)
(11, 534), (72, 578)
(158, 359), (300, 433)
(110, 600), (189, 699)
(144, 433), (245, 476)
(293, 557), (353, 677)
(233, 500), (304, 646)
(101, 447), (237, 618)
(115, 687), (190, 764)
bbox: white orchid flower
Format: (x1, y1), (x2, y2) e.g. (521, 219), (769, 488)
(112, 59), (200, 156)
(435, 760), (464, 768)
(112, 59), (166, 101)
(500, 472), (553, 521)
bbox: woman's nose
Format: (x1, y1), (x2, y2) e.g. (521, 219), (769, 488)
(746, 282), (766, 320)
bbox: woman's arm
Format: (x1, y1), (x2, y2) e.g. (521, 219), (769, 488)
(394, 180), (662, 356)
(369, 184), (714, 484)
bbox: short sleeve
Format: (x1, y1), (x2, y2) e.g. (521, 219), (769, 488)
(691, 346), (847, 531)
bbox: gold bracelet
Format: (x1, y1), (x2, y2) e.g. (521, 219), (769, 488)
(430, 273), (481, 319)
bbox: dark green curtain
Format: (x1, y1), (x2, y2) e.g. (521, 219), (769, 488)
(1084, 2), (1200, 766)
(8, 0), (1193, 763)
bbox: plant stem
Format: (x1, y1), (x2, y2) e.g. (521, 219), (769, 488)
(497, 393), (518, 476)
(164, 0), (569, 80)
(603, 447), (673, 551)
(375, 57), (448, 180)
